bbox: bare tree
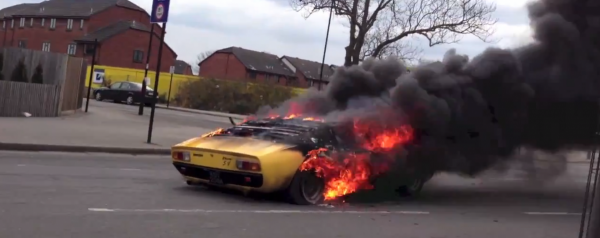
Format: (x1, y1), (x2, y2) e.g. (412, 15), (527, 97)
(192, 50), (214, 75)
(290, 0), (497, 66)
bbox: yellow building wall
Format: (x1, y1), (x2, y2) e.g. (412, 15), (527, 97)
(85, 65), (307, 100)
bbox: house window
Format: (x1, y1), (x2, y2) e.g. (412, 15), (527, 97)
(80, 19), (84, 29)
(248, 72), (257, 79)
(29, 18), (33, 27)
(66, 19), (73, 30)
(42, 42), (51, 52)
(85, 44), (95, 55)
(11, 19), (14, 28)
(41, 18), (45, 27)
(18, 40), (26, 48)
(2, 20), (4, 29)
(67, 43), (76, 55)
(19, 18), (25, 27)
(49, 18), (56, 29)
(133, 50), (144, 63)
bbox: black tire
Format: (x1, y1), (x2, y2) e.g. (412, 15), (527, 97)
(286, 170), (325, 205)
(126, 95), (134, 105)
(398, 177), (426, 197)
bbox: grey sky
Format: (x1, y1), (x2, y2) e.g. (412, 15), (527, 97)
(1, 0), (534, 66)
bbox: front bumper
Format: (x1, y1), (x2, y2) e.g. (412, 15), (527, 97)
(173, 162), (263, 188)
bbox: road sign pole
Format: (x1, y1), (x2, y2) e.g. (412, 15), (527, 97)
(139, 23), (155, 116)
(587, 158), (600, 238)
(167, 67), (174, 108)
(147, 22), (167, 144)
(84, 39), (98, 113)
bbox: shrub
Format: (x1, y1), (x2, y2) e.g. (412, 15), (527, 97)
(10, 58), (28, 83)
(0, 52), (4, 81)
(173, 78), (296, 115)
(31, 64), (44, 84)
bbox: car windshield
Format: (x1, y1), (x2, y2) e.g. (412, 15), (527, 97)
(130, 82), (153, 91)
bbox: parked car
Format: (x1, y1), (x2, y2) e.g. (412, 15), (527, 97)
(93, 81), (158, 106)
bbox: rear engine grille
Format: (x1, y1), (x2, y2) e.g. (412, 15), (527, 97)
(173, 162), (263, 188)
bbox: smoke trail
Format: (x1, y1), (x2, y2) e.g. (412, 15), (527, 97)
(258, 0), (600, 177)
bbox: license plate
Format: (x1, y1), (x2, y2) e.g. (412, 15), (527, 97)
(208, 170), (224, 185)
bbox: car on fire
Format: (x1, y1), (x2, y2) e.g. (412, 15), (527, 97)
(170, 116), (434, 205)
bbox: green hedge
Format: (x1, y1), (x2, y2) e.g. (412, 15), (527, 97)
(173, 78), (297, 115)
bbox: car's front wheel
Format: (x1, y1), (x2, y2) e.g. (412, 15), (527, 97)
(287, 170), (325, 205)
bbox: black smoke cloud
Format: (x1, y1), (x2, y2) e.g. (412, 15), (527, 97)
(257, 0), (600, 176)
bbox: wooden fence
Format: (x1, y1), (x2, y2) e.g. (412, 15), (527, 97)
(0, 81), (61, 117)
(0, 47), (86, 117)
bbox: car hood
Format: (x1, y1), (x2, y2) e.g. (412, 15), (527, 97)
(172, 135), (297, 157)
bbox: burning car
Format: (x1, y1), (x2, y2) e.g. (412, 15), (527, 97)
(171, 114), (433, 205)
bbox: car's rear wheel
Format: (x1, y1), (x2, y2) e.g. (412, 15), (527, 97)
(287, 170), (325, 205)
(126, 95), (134, 105)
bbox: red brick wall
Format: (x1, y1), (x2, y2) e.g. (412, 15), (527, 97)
(199, 52), (293, 86)
(1, 17), (86, 54)
(99, 28), (176, 72)
(88, 6), (164, 38)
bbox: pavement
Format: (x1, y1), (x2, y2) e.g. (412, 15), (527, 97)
(0, 100), (237, 154)
(0, 150), (593, 238)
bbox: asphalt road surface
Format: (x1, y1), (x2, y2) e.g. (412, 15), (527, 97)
(0, 151), (593, 238)
(88, 100), (235, 130)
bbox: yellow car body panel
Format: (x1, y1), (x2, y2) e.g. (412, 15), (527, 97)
(172, 136), (306, 193)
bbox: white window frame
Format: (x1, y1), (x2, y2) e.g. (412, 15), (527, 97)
(67, 43), (76, 55)
(30, 18), (33, 27)
(11, 19), (14, 28)
(79, 19), (84, 29)
(50, 18), (56, 29)
(41, 18), (45, 26)
(2, 21), (5, 29)
(66, 19), (73, 30)
(42, 42), (51, 52)
(19, 18), (24, 27)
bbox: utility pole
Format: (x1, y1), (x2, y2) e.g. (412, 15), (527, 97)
(587, 163), (600, 238)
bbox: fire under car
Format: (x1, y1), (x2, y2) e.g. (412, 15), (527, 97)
(170, 116), (434, 205)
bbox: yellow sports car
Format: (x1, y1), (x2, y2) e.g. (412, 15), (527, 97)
(171, 117), (431, 205)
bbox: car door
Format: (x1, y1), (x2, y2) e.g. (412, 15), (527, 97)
(106, 82), (122, 100)
(117, 82), (132, 101)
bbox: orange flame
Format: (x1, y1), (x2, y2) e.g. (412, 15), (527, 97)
(300, 149), (374, 201)
(300, 121), (414, 202)
(201, 128), (225, 138)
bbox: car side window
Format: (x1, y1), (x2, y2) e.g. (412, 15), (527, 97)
(110, 82), (121, 89)
(120, 83), (131, 89)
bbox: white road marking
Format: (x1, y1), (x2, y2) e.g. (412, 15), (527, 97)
(523, 212), (581, 216)
(119, 168), (141, 171)
(88, 208), (429, 215)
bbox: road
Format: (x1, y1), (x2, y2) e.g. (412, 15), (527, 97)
(88, 100), (235, 129)
(0, 151), (592, 238)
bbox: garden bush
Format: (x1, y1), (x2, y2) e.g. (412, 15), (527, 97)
(173, 78), (297, 115)
(10, 58), (28, 83)
(31, 64), (44, 84)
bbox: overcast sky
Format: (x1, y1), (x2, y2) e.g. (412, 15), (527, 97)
(2, 0), (535, 66)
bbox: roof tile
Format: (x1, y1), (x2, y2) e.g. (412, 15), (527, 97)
(281, 56), (338, 82)
(216, 47), (295, 77)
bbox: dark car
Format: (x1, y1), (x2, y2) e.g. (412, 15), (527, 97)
(93, 81), (158, 106)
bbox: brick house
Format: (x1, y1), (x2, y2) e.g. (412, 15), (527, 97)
(198, 47), (299, 86)
(173, 60), (193, 75)
(280, 56), (337, 89)
(0, 0), (178, 73)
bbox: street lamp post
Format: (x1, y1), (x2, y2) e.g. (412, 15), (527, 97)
(317, 0), (334, 91)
